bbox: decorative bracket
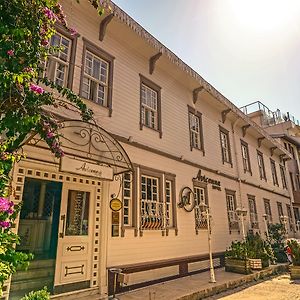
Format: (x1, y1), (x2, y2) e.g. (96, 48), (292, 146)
(221, 109), (231, 123)
(270, 147), (277, 156)
(149, 52), (162, 74)
(99, 13), (114, 41)
(242, 124), (251, 137)
(257, 137), (265, 148)
(193, 86), (204, 104)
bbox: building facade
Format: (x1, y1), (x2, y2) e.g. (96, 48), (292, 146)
(241, 101), (300, 235)
(4, 1), (295, 299)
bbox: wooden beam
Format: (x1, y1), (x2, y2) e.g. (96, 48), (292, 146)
(99, 13), (114, 41)
(221, 109), (231, 123)
(193, 87), (204, 104)
(149, 52), (162, 74)
(270, 147), (277, 156)
(257, 137), (265, 148)
(242, 124), (251, 137)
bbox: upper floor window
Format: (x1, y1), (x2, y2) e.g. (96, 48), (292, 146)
(257, 151), (266, 180)
(194, 184), (208, 232)
(280, 165), (287, 189)
(81, 39), (114, 113)
(241, 140), (251, 174)
(219, 127), (232, 165)
(288, 144), (296, 159)
(290, 172), (296, 191)
(296, 174), (300, 190)
(248, 195), (258, 229)
(188, 106), (204, 152)
(226, 190), (239, 232)
(270, 159), (279, 186)
(139, 75), (162, 137)
(44, 27), (77, 88)
(264, 199), (272, 224)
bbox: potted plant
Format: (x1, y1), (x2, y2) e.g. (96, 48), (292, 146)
(225, 240), (251, 274)
(287, 239), (300, 280)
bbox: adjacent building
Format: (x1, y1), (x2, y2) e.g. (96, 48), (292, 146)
(4, 1), (296, 299)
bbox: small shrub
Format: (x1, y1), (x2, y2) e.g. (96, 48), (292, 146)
(287, 240), (300, 266)
(20, 287), (50, 300)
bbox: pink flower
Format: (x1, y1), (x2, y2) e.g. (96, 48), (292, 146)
(29, 83), (44, 94)
(41, 39), (49, 46)
(0, 197), (10, 212)
(69, 27), (77, 36)
(46, 132), (54, 139)
(0, 221), (11, 228)
(7, 49), (14, 56)
(43, 7), (56, 20)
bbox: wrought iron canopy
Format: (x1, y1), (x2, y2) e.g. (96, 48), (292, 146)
(58, 120), (133, 175)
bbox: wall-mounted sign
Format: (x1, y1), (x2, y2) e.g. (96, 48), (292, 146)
(60, 156), (114, 180)
(110, 198), (123, 212)
(193, 169), (221, 191)
(178, 187), (195, 212)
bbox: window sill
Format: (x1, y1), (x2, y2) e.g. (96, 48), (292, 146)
(140, 123), (162, 138)
(82, 96), (112, 117)
(190, 146), (205, 156)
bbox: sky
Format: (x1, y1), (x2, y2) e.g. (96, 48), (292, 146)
(113, 0), (300, 121)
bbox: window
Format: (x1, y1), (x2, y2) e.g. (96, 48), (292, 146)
(241, 140), (251, 174)
(288, 144), (295, 159)
(44, 28), (77, 88)
(257, 151), (266, 180)
(290, 172), (295, 191)
(277, 202), (284, 219)
(139, 168), (175, 232)
(264, 199), (272, 224)
(66, 190), (90, 236)
(188, 106), (204, 152)
(294, 208), (300, 231)
(248, 196), (258, 229)
(296, 174), (300, 190)
(140, 75), (162, 137)
(81, 38), (114, 111)
(194, 184), (208, 231)
(226, 190), (239, 232)
(219, 127), (232, 165)
(287, 204), (294, 231)
(280, 165), (287, 189)
(122, 172), (132, 226)
(270, 159), (278, 186)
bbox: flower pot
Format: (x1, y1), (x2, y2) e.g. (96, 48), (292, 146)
(225, 258), (252, 274)
(249, 258), (262, 270)
(290, 265), (300, 280)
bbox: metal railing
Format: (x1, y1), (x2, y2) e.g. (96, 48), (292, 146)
(240, 101), (299, 127)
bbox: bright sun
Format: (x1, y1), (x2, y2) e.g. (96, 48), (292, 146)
(228, 0), (300, 32)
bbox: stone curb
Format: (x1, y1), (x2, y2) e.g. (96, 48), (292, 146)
(177, 264), (289, 300)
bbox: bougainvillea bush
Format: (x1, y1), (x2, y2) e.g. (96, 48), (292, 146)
(0, 0), (109, 294)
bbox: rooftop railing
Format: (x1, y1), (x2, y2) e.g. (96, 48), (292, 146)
(240, 101), (299, 127)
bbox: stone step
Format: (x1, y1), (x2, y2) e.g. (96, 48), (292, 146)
(10, 277), (53, 292)
(12, 267), (54, 282)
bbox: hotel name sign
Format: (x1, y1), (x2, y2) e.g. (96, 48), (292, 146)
(193, 169), (221, 191)
(60, 156), (114, 180)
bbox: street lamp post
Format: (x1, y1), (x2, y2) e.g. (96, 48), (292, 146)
(199, 201), (216, 284)
(262, 213), (269, 238)
(235, 207), (247, 240)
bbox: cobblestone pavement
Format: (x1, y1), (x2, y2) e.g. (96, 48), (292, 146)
(210, 274), (300, 300)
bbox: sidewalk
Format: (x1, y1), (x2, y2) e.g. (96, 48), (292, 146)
(115, 264), (288, 300)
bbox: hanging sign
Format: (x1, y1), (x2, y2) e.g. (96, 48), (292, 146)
(178, 187), (195, 212)
(110, 198), (123, 212)
(60, 156), (114, 180)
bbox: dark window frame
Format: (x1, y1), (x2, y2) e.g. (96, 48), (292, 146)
(225, 189), (239, 233)
(270, 159), (279, 186)
(219, 126), (232, 166)
(188, 105), (205, 154)
(139, 74), (162, 138)
(280, 165), (287, 189)
(263, 198), (272, 224)
(257, 150), (266, 181)
(277, 201), (284, 219)
(80, 37), (115, 116)
(248, 194), (259, 229)
(240, 140), (252, 174)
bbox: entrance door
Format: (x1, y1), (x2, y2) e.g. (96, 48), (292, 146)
(54, 183), (95, 294)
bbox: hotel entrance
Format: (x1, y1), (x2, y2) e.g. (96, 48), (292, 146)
(10, 177), (96, 298)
